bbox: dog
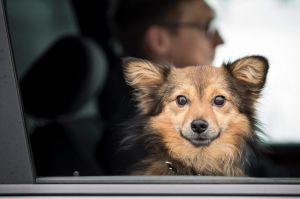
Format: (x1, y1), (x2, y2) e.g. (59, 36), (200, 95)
(122, 55), (269, 176)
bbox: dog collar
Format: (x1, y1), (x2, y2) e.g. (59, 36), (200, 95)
(165, 161), (176, 172)
(165, 160), (200, 175)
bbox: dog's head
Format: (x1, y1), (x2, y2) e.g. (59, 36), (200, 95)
(124, 56), (268, 149)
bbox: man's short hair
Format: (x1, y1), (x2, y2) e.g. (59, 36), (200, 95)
(109, 0), (200, 58)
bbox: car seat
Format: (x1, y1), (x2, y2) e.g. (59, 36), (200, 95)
(21, 35), (107, 176)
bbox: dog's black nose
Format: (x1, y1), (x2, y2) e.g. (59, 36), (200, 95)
(191, 119), (208, 134)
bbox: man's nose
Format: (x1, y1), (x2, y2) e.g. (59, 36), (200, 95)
(211, 30), (224, 47)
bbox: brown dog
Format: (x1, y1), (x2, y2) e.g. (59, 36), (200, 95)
(122, 55), (269, 176)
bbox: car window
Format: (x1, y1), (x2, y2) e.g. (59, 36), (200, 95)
(208, 0), (300, 144)
(5, 0), (78, 78)
(4, 0), (300, 180)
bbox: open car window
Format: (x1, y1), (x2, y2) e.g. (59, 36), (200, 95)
(209, 0), (300, 144)
(1, 0), (300, 189)
(2, 0), (300, 197)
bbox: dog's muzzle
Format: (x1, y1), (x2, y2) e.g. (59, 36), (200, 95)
(180, 120), (220, 146)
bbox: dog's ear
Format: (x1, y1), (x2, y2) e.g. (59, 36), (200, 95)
(224, 55), (269, 102)
(123, 57), (169, 88)
(123, 57), (170, 114)
(226, 55), (269, 88)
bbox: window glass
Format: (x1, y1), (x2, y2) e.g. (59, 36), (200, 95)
(5, 0), (106, 177)
(208, 0), (300, 143)
(5, 0), (300, 178)
(5, 0), (78, 78)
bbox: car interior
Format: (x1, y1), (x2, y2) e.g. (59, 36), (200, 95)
(4, 0), (300, 178)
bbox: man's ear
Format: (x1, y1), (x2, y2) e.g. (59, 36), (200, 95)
(144, 25), (171, 57)
(123, 57), (170, 114)
(224, 55), (269, 102)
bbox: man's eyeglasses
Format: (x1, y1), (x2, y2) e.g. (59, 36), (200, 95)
(158, 20), (217, 38)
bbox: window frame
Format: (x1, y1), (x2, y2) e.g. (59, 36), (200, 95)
(1, 0), (300, 197)
(0, 0), (34, 184)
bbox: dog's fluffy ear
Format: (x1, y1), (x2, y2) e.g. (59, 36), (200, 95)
(123, 57), (170, 114)
(224, 55), (269, 102)
(226, 55), (269, 88)
(123, 57), (169, 88)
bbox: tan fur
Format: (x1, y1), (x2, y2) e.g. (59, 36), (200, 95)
(124, 56), (268, 176)
(124, 58), (168, 114)
(125, 59), (164, 87)
(230, 57), (266, 86)
(148, 83), (250, 176)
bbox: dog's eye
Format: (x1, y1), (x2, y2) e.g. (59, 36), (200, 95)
(213, 95), (226, 106)
(176, 95), (188, 106)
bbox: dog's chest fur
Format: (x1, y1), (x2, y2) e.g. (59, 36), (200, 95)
(130, 142), (247, 176)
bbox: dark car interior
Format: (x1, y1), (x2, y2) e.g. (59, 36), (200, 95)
(4, 0), (300, 177)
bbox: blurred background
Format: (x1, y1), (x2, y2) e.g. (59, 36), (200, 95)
(207, 0), (300, 143)
(4, 0), (300, 176)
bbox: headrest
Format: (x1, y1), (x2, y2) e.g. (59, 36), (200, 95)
(21, 36), (107, 118)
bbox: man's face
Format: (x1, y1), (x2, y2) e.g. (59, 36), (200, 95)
(167, 0), (223, 67)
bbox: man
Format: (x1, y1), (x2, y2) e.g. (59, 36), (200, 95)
(98, 0), (224, 174)
(111, 0), (223, 66)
